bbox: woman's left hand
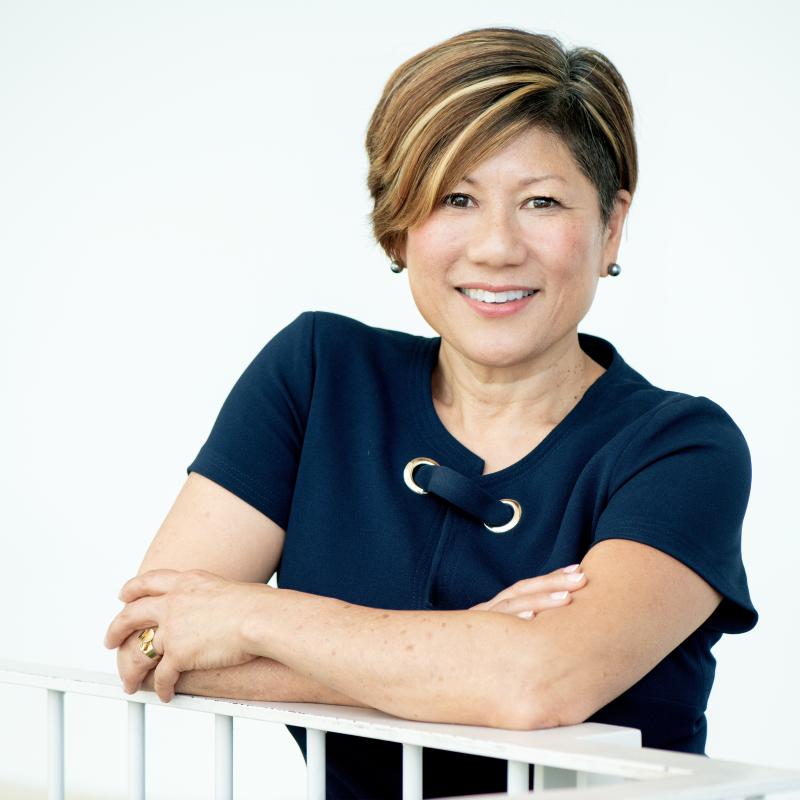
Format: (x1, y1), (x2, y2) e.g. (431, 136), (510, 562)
(469, 563), (587, 619)
(103, 568), (268, 702)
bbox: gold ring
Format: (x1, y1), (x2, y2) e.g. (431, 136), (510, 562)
(484, 498), (522, 534)
(403, 457), (440, 494)
(138, 627), (161, 660)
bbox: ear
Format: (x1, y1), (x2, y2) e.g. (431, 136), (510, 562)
(601, 189), (632, 270)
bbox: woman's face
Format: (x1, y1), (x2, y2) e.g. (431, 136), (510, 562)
(398, 126), (631, 369)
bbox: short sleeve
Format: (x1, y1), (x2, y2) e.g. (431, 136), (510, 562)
(186, 311), (316, 531)
(592, 395), (758, 634)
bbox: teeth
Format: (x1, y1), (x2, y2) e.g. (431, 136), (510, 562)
(458, 288), (536, 304)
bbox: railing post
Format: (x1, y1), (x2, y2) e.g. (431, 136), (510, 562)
(214, 713), (233, 800)
(127, 701), (145, 800)
(402, 743), (422, 800)
(533, 764), (577, 790)
(306, 728), (326, 800)
(47, 689), (64, 800)
(506, 759), (529, 794)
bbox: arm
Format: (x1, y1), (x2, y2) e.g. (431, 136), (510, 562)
(137, 471), (283, 581)
(118, 471), (362, 706)
(238, 538), (722, 730)
(140, 657), (369, 706)
(140, 562), (587, 704)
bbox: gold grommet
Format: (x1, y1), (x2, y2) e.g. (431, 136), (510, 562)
(484, 498), (522, 533)
(403, 457), (440, 494)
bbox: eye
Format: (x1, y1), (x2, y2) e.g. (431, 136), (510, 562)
(441, 193), (475, 208)
(525, 196), (559, 209)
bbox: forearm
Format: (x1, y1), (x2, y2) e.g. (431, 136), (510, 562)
(143, 657), (367, 707)
(242, 588), (537, 729)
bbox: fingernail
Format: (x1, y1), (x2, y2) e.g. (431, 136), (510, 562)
(567, 572), (584, 583)
(550, 591), (569, 600)
(563, 564), (580, 573)
(516, 610), (534, 619)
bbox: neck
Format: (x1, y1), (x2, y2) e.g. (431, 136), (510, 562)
(432, 332), (601, 438)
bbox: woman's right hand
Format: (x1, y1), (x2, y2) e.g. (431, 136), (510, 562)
(469, 564), (586, 619)
(116, 628), (159, 694)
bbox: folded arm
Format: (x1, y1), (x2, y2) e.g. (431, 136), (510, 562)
(118, 473), (721, 728)
(237, 537), (722, 729)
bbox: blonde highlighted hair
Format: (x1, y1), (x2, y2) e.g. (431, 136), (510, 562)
(365, 27), (637, 267)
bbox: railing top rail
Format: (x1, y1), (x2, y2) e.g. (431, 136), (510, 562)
(3, 659), (800, 799)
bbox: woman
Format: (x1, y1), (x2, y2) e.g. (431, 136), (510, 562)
(104, 26), (757, 799)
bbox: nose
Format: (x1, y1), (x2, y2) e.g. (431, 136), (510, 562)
(464, 205), (527, 268)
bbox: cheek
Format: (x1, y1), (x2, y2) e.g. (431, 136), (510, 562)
(536, 219), (598, 275)
(406, 218), (462, 268)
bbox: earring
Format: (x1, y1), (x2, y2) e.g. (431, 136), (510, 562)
(390, 260), (405, 273)
(607, 262), (621, 276)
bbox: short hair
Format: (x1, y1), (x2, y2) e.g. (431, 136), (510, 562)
(365, 26), (638, 268)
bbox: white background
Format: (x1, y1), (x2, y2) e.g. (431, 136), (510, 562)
(1, 1), (798, 797)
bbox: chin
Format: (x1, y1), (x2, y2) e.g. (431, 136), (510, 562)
(455, 336), (535, 368)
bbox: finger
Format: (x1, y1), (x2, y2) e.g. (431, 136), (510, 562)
(491, 566), (587, 604)
(116, 643), (138, 694)
(118, 569), (182, 603)
(118, 635), (159, 694)
(486, 589), (573, 615)
(130, 626), (165, 689)
(517, 565), (586, 592)
(518, 569), (586, 596)
(104, 596), (161, 650)
(153, 656), (182, 703)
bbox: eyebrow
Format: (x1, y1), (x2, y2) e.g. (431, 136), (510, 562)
(462, 174), (567, 186)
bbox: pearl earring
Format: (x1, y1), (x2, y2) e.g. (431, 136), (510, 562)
(607, 262), (621, 276)
(390, 260), (405, 273)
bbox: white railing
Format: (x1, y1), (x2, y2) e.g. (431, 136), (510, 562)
(2, 660), (800, 799)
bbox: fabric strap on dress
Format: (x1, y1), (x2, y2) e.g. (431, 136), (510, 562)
(412, 462), (516, 529)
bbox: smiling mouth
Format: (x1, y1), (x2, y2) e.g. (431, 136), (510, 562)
(456, 287), (539, 304)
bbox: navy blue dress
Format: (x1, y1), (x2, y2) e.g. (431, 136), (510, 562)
(187, 310), (757, 799)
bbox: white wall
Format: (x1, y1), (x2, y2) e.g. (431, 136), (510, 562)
(1, 1), (798, 797)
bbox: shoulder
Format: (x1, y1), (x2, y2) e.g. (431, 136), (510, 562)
(579, 334), (753, 503)
(603, 390), (751, 492)
(586, 334), (750, 465)
(265, 311), (430, 395)
(259, 310), (423, 362)
(620, 392), (749, 461)
(623, 390), (748, 443)
(598, 389), (753, 537)
(307, 310), (421, 344)
(301, 310), (427, 365)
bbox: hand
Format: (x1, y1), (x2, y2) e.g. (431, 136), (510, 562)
(103, 568), (268, 702)
(469, 564), (587, 619)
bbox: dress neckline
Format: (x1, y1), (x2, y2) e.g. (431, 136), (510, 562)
(410, 331), (624, 486)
